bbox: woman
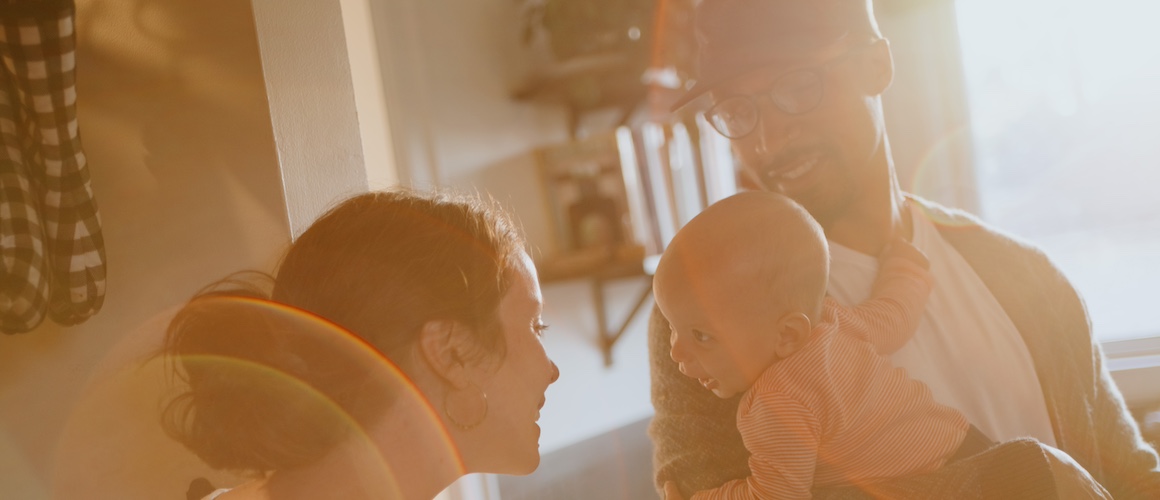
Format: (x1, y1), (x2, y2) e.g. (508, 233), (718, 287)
(162, 190), (559, 499)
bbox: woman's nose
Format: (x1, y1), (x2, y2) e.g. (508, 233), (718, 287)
(547, 360), (560, 384)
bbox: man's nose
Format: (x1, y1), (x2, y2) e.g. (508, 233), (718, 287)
(751, 102), (801, 159)
(742, 119), (802, 190)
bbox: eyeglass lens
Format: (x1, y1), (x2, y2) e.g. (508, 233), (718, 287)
(707, 97), (759, 139)
(706, 69), (825, 139)
(772, 70), (823, 114)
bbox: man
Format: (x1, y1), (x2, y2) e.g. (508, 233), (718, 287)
(648, 0), (1160, 498)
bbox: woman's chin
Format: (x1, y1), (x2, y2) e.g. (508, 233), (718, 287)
(475, 439), (541, 476)
(513, 441), (544, 475)
(515, 454), (541, 475)
(512, 426), (543, 474)
(511, 442), (542, 475)
(484, 454), (540, 476)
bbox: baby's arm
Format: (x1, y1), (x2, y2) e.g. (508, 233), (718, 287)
(840, 238), (935, 355)
(689, 394), (819, 500)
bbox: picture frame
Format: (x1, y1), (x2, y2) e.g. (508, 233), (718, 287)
(535, 132), (641, 262)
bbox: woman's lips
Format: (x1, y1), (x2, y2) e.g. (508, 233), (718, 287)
(699, 378), (719, 391)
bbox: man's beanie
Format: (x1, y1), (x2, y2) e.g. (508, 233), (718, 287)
(672, 0), (880, 110)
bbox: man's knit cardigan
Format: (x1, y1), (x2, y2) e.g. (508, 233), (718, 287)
(648, 196), (1160, 499)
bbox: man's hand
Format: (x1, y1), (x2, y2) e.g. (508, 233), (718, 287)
(664, 481), (687, 500)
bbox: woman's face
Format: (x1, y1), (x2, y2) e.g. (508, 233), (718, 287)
(475, 251), (559, 474)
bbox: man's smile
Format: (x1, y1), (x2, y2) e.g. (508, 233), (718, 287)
(760, 146), (827, 185)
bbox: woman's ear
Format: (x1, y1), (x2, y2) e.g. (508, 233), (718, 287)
(774, 312), (813, 360)
(859, 38), (894, 96)
(417, 319), (474, 389)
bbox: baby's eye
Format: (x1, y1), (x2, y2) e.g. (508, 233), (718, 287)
(692, 329), (712, 343)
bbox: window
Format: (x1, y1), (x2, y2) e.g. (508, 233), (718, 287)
(956, 0), (1160, 342)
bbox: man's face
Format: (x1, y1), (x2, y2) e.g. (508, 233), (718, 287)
(710, 43), (887, 227)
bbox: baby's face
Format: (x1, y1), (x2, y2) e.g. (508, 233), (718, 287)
(655, 266), (785, 399)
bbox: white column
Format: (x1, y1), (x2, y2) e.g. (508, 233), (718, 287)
(250, 0), (369, 237)
(879, 1), (980, 213)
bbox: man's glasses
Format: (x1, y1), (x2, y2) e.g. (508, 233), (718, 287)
(704, 40), (879, 139)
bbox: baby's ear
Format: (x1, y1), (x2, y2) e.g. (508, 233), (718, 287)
(774, 312), (813, 359)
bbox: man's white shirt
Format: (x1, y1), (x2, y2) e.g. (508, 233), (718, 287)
(826, 204), (1057, 446)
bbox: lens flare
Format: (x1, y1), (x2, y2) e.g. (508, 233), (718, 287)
(50, 296), (462, 498)
(907, 125), (979, 230)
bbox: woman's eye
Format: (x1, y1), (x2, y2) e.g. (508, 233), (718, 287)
(533, 321), (549, 337)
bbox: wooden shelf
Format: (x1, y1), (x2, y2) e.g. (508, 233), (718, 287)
(513, 52), (648, 139)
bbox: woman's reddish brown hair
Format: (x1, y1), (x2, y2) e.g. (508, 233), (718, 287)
(162, 190), (526, 473)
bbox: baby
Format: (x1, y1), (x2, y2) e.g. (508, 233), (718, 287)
(654, 191), (986, 500)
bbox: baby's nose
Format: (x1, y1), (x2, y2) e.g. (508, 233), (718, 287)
(669, 334), (690, 364)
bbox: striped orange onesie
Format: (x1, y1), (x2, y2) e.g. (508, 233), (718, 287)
(692, 258), (969, 500)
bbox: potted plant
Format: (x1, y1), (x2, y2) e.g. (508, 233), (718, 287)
(515, 0), (695, 134)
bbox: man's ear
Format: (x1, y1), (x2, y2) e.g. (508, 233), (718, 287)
(417, 319), (474, 389)
(774, 312), (813, 359)
(860, 38), (894, 96)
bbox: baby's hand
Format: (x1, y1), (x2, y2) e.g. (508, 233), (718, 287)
(880, 237), (929, 270)
(663, 481), (687, 500)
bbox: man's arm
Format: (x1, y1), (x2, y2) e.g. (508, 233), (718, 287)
(977, 227), (1160, 497)
(1090, 344), (1160, 497)
(648, 305), (750, 498)
(865, 438), (1111, 499)
(919, 196), (1160, 498)
(1023, 240), (1160, 497)
(1057, 272), (1160, 498)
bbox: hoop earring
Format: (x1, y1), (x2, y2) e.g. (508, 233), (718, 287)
(443, 384), (488, 430)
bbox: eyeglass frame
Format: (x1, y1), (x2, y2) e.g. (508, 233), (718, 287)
(704, 39), (883, 140)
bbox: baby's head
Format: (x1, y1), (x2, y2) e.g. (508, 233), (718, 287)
(654, 191), (829, 398)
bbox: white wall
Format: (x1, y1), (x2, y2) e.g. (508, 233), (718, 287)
(0, 0), (289, 497)
(369, 0), (658, 458)
(878, 1), (979, 212)
(340, 0), (399, 190)
(251, 0), (369, 238)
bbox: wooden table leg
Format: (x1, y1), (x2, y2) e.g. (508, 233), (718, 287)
(594, 276), (654, 367)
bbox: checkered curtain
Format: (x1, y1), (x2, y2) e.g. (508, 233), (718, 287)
(0, 0), (105, 334)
